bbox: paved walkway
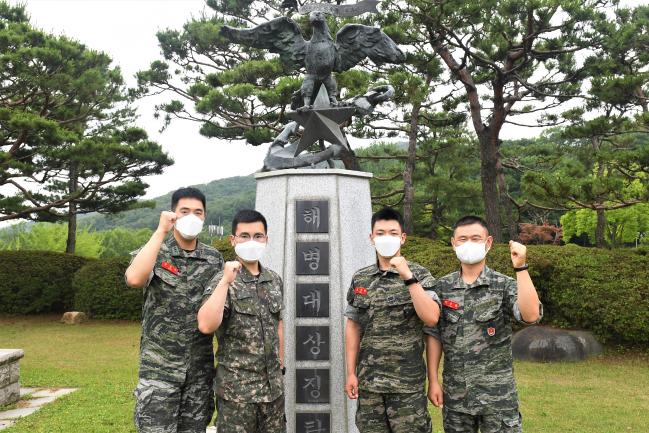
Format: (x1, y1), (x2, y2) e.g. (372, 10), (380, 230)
(0, 388), (77, 430)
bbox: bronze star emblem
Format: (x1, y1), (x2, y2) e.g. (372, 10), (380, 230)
(286, 107), (356, 156)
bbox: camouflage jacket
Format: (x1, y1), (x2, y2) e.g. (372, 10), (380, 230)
(133, 236), (223, 383)
(424, 266), (543, 415)
(345, 261), (439, 394)
(203, 264), (284, 403)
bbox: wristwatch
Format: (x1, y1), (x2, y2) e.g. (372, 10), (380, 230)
(281, 366), (286, 375)
(403, 276), (419, 286)
(513, 264), (529, 272)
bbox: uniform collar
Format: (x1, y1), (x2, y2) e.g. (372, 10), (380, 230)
(368, 260), (400, 276)
(453, 265), (492, 290)
(165, 235), (208, 260)
(239, 262), (273, 283)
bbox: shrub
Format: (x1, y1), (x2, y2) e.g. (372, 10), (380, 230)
(0, 251), (91, 314)
(73, 257), (142, 320)
(212, 238), (235, 261)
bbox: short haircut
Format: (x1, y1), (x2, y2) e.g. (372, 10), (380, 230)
(232, 209), (268, 235)
(371, 207), (405, 232)
(171, 187), (206, 211)
(453, 215), (489, 236)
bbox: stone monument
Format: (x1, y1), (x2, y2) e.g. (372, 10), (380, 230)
(219, 2), (406, 432)
(256, 169), (373, 433)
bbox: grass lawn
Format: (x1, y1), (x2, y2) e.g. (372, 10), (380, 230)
(1, 315), (648, 433)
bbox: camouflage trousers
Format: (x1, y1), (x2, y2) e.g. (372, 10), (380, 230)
(355, 391), (432, 433)
(134, 375), (214, 433)
(442, 407), (522, 433)
(215, 394), (286, 433)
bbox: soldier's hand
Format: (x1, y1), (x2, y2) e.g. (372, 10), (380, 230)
(345, 373), (359, 400)
(428, 381), (443, 408)
(221, 261), (242, 285)
(389, 256), (413, 281)
(509, 240), (527, 268)
(157, 211), (177, 234)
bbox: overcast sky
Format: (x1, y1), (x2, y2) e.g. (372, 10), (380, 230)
(9, 0), (646, 199)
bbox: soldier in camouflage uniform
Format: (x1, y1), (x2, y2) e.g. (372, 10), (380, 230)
(344, 207), (441, 433)
(425, 216), (543, 433)
(125, 187), (224, 433)
(198, 209), (285, 433)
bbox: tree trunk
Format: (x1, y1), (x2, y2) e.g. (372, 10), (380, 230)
(496, 151), (518, 241)
(478, 132), (503, 242)
(403, 101), (421, 234)
(65, 163), (78, 254)
(429, 201), (441, 240)
(595, 207), (607, 248)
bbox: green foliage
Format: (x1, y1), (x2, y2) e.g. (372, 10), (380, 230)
(98, 227), (154, 258)
(357, 135), (482, 239)
(0, 223), (155, 258)
(545, 246), (649, 347)
(137, 3), (299, 146)
(0, 2), (172, 225)
(0, 222), (103, 258)
(73, 257), (142, 320)
(561, 205), (649, 246)
(504, 131), (649, 247)
(509, 5), (649, 247)
(0, 251), (91, 314)
(401, 238), (649, 347)
(212, 238), (235, 261)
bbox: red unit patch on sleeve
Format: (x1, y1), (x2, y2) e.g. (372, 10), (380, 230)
(442, 299), (460, 310)
(161, 261), (180, 275)
(354, 287), (368, 296)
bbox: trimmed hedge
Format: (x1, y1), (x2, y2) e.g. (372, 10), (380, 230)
(0, 251), (91, 314)
(73, 257), (142, 320)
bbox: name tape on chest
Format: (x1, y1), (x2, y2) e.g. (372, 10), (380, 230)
(161, 261), (180, 275)
(442, 299), (460, 310)
(354, 286), (368, 296)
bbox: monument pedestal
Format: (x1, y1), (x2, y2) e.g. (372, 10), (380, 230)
(255, 169), (374, 433)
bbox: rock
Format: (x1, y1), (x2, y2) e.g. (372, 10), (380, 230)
(512, 326), (603, 362)
(60, 312), (88, 325)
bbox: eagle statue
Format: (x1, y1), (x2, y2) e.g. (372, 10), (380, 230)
(220, 11), (406, 108)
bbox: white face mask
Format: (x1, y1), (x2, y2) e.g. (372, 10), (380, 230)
(235, 240), (267, 263)
(455, 241), (488, 264)
(175, 214), (204, 240)
(373, 235), (402, 258)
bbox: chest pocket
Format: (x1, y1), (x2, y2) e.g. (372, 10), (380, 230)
(232, 290), (258, 316)
(441, 306), (462, 345)
(153, 266), (180, 287)
(384, 291), (416, 320)
(352, 294), (370, 310)
(475, 301), (506, 342)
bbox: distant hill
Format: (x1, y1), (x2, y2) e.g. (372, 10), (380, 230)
(80, 176), (256, 233)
